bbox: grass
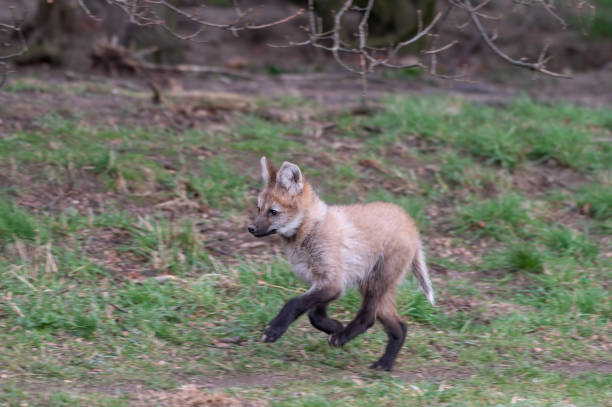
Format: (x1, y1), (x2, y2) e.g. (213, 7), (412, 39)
(586, 0), (612, 39)
(483, 244), (545, 273)
(0, 200), (38, 243)
(576, 182), (612, 220)
(1, 82), (611, 406)
(189, 157), (252, 211)
(233, 116), (303, 159)
(540, 226), (599, 262)
(453, 193), (531, 240)
(2, 78), (53, 93)
(341, 96), (612, 171)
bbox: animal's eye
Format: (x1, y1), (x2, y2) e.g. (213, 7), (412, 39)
(268, 209), (278, 217)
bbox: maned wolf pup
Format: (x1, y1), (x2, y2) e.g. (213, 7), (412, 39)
(248, 157), (434, 371)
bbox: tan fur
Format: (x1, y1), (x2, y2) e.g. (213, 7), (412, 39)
(250, 157), (434, 370)
(257, 162), (431, 304)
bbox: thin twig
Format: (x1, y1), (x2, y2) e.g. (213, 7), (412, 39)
(0, 6), (28, 61)
(141, 0), (304, 32)
(9, 301), (25, 318)
(61, 0), (577, 92)
(257, 280), (306, 294)
(373, 11), (444, 70)
(540, 0), (568, 27)
(110, 302), (131, 313)
(423, 40), (458, 54)
(77, 0), (102, 22)
(464, 0), (571, 78)
(7, 266), (37, 292)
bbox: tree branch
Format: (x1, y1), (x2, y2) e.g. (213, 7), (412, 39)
(463, 0), (571, 77)
(0, 5), (28, 61)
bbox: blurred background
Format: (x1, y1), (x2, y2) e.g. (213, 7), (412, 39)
(1, 0), (611, 100)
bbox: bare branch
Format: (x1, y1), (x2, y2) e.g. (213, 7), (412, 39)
(331, 0), (360, 74)
(423, 40), (458, 55)
(471, 0), (495, 12)
(77, 0), (103, 22)
(463, 0), (571, 77)
(357, 0), (374, 100)
(100, 0), (304, 36)
(450, 0), (501, 20)
(370, 11), (444, 70)
(540, 0), (568, 28)
(0, 5), (28, 61)
(0, 0), (576, 95)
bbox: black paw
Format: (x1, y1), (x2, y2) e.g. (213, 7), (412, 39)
(328, 330), (350, 347)
(370, 358), (394, 371)
(260, 325), (285, 343)
(327, 320), (344, 334)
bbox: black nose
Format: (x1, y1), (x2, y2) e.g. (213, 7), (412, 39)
(247, 225), (256, 234)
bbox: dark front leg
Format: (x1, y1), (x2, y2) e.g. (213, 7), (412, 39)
(308, 304), (343, 335)
(261, 288), (339, 343)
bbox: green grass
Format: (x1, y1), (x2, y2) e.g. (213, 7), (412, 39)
(94, 150), (175, 193)
(586, 0), (612, 39)
(342, 96), (612, 171)
(1, 85), (611, 406)
(483, 244), (545, 273)
(453, 193), (531, 240)
(576, 182), (612, 220)
(189, 157), (252, 211)
(3, 241), (607, 399)
(3, 78), (53, 93)
(233, 116), (303, 159)
(540, 226), (599, 262)
(436, 149), (511, 197)
(0, 200), (38, 242)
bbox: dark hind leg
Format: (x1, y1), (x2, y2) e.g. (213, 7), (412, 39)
(328, 254), (408, 370)
(328, 285), (378, 347)
(327, 257), (391, 347)
(308, 303), (343, 334)
(370, 290), (407, 371)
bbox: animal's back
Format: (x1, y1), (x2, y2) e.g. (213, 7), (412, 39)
(324, 202), (421, 288)
(338, 201), (420, 252)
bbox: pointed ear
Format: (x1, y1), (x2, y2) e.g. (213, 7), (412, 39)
(277, 161), (303, 195)
(260, 156), (277, 186)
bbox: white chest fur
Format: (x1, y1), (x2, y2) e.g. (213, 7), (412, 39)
(287, 247), (314, 284)
(291, 259), (314, 284)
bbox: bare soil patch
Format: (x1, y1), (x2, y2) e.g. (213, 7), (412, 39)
(513, 162), (592, 196)
(395, 365), (475, 383)
(138, 385), (266, 407)
(544, 360), (612, 376)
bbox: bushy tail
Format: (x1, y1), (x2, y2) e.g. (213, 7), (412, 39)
(412, 243), (435, 305)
